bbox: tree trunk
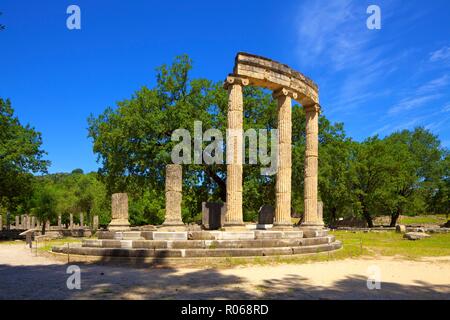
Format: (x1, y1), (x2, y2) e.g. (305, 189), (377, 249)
(362, 207), (374, 228)
(389, 207), (402, 227)
(206, 168), (226, 202)
(330, 207), (337, 226)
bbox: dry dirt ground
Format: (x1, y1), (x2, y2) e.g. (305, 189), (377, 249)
(0, 243), (449, 300)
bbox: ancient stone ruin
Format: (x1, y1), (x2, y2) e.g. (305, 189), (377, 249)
(52, 53), (342, 262)
(108, 193), (131, 231)
(224, 53), (323, 229)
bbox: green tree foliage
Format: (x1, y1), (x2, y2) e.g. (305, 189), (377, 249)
(32, 172), (110, 227)
(4, 55), (446, 229)
(318, 120), (354, 224)
(431, 152), (450, 217)
(30, 184), (58, 235)
(348, 128), (447, 227)
(0, 98), (49, 214)
(87, 55), (352, 224)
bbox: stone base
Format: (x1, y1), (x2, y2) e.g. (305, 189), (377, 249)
(54, 229), (342, 264)
(223, 223), (247, 231)
(299, 223), (325, 229)
(108, 219), (131, 231)
(158, 224), (186, 232)
(271, 224), (293, 231)
(256, 224), (273, 230)
(299, 227), (329, 238)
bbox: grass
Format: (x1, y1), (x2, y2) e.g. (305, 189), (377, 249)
(332, 230), (450, 259)
(35, 237), (83, 252)
(212, 230), (450, 268)
(397, 214), (448, 226)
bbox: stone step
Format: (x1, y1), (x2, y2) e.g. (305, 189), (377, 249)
(82, 236), (335, 249)
(113, 231), (144, 240)
(55, 241), (342, 258)
(98, 229), (329, 241)
(187, 230), (304, 240)
(301, 228), (329, 238)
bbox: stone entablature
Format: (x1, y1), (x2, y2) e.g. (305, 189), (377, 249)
(233, 52), (319, 107)
(223, 52), (324, 229)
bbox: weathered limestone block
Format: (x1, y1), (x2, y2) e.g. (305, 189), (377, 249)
(93, 215), (99, 231)
(202, 202), (226, 230)
(404, 232), (430, 240)
(31, 216), (36, 229)
(273, 88), (295, 229)
(108, 193), (131, 231)
(317, 201), (323, 225)
(396, 224), (406, 233)
(80, 213), (84, 229)
(301, 104), (323, 227)
(15, 216), (20, 229)
(224, 76), (248, 228)
(234, 52), (319, 105)
(163, 164), (184, 226)
(69, 213), (74, 229)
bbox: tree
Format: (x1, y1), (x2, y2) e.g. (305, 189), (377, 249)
(350, 137), (395, 227)
(318, 119), (354, 224)
(71, 168), (84, 175)
(87, 55), (279, 223)
(378, 138), (417, 226)
(0, 98), (49, 214)
(30, 184), (58, 235)
(88, 55), (357, 225)
(430, 151), (450, 217)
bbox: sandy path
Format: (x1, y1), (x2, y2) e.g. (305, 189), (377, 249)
(0, 243), (449, 300)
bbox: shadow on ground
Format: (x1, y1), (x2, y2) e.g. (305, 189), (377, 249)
(0, 261), (449, 299)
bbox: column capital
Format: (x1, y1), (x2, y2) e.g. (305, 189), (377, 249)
(273, 87), (298, 100)
(223, 75), (250, 89)
(304, 103), (321, 113)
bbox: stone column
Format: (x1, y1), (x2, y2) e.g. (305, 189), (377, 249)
(301, 104), (324, 227)
(20, 215), (24, 229)
(317, 201), (324, 224)
(31, 217), (36, 229)
(224, 76), (248, 228)
(15, 216), (19, 229)
(36, 219), (40, 230)
(45, 220), (50, 231)
(69, 213), (74, 229)
(163, 164), (184, 227)
(58, 215), (62, 228)
(93, 215), (99, 232)
(108, 193), (130, 231)
(273, 88), (297, 229)
(80, 213), (84, 229)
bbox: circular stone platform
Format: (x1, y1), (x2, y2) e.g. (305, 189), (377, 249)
(52, 229), (342, 263)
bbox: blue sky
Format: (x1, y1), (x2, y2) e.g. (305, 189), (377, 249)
(1, 0), (449, 173)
